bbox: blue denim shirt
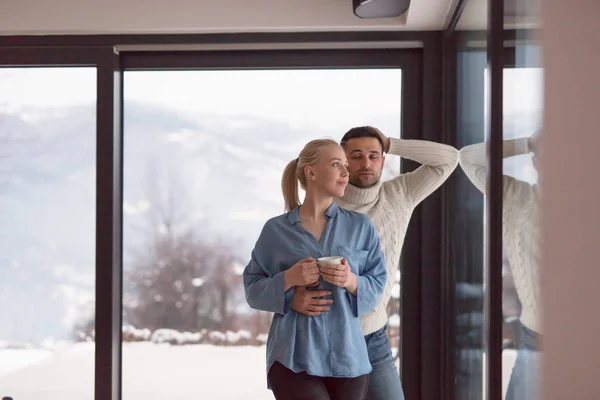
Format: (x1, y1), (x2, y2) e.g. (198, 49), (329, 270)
(243, 202), (387, 387)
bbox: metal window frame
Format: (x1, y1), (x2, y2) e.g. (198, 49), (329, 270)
(118, 44), (429, 400)
(0, 46), (124, 400)
(486, 1), (505, 399)
(0, 31), (447, 399)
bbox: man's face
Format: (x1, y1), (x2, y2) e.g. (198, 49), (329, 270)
(343, 137), (385, 188)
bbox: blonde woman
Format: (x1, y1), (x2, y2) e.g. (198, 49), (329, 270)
(292, 126), (460, 400)
(243, 139), (387, 400)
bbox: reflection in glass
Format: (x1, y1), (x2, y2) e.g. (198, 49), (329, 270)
(122, 69), (402, 399)
(451, 4), (488, 393)
(0, 68), (97, 399)
(459, 66), (543, 399)
(501, 66), (543, 400)
(500, 0), (543, 397)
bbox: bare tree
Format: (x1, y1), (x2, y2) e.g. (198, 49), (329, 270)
(124, 163), (247, 333)
(75, 162), (270, 342)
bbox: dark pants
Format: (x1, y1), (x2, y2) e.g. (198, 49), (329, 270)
(268, 362), (370, 400)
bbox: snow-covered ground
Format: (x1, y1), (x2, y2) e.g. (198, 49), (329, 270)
(0, 343), (271, 400)
(0, 343), (518, 400)
(0, 348), (54, 376)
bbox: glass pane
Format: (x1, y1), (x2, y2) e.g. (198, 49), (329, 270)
(501, 66), (543, 400)
(122, 69), (402, 399)
(453, 0), (489, 397)
(0, 67), (97, 399)
(502, 1), (543, 398)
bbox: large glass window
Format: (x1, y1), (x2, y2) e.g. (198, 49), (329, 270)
(450, 1), (489, 398)
(500, 19), (543, 400)
(121, 69), (402, 399)
(0, 67), (97, 399)
(499, 65), (543, 398)
(449, 0), (543, 398)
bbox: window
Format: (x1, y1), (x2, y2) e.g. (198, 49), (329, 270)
(500, 65), (543, 400)
(121, 68), (402, 399)
(0, 67), (97, 399)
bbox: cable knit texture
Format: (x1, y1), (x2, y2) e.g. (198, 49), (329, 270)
(336, 138), (459, 335)
(459, 138), (542, 333)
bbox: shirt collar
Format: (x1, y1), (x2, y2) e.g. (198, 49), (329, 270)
(286, 201), (339, 224)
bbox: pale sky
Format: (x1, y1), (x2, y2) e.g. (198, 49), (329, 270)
(503, 67), (543, 117)
(483, 67), (543, 120)
(0, 66), (542, 129)
(0, 68), (403, 131)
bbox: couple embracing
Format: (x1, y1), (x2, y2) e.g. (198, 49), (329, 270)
(243, 126), (459, 400)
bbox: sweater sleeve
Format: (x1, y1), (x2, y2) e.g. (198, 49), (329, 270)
(382, 138), (459, 207)
(242, 222), (294, 315)
(458, 138), (531, 195)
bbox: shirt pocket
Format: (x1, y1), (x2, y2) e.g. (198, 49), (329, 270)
(337, 245), (369, 275)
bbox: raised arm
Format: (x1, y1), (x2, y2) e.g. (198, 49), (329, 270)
(458, 138), (531, 194)
(382, 137), (459, 207)
(242, 222), (294, 315)
(346, 218), (387, 317)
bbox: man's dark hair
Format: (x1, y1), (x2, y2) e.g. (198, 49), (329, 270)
(340, 126), (385, 153)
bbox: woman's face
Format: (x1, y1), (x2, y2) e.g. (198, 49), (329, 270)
(305, 144), (349, 198)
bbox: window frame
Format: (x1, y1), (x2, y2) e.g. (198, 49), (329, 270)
(0, 46), (124, 400)
(1, 33), (446, 399)
(442, 0), (542, 398)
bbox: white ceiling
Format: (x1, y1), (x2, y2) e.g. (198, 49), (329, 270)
(0, 0), (455, 35)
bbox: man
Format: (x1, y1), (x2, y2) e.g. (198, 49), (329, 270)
(291, 126), (459, 400)
(459, 131), (542, 400)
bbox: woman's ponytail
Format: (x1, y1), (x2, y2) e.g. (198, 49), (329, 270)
(281, 159), (300, 212)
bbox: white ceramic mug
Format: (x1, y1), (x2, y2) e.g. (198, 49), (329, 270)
(314, 256), (342, 294)
(317, 256), (343, 269)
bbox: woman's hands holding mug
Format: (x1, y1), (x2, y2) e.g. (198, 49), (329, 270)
(320, 258), (358, 295)
(284, 257), (358, 295)
(284, 257), (319, 290)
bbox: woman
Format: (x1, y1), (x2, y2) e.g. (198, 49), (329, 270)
(243, 139), (387, 400)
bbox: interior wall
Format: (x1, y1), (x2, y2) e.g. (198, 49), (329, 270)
(0, 0), (452, 35)
(541, 0), (600, 398)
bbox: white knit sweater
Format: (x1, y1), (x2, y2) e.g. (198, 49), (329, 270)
(336, 138), (459, 335)
(459, 138), (542, 333)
